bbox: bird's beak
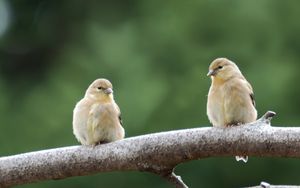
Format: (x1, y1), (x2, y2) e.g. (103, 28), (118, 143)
(207, 69), (216, 76)
(104, 88), (113, 94)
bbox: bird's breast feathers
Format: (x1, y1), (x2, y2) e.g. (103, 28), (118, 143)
(88, 103), (119, 128)
(208, 78), (257, 127)
(207, 84), (225, 127)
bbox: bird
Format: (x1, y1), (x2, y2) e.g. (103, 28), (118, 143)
(73, 78), (125, 146)
(206, 58), (257, 163)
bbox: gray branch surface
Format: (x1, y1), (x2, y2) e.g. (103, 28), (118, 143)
(1, 111), (300, 187)
(247, 181), (300, 188)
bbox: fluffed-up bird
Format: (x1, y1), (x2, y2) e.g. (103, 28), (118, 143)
(73, 78), (125, 146)
(206, 58), (257, 163)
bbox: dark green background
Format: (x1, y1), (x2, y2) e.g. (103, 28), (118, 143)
(0, 0), (300, 187)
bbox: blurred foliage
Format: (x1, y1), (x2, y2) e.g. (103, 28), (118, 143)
(1, 0), (300, 187)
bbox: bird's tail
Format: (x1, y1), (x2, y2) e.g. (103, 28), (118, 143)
(235, 155), (248, 163)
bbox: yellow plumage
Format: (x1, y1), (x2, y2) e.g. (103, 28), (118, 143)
(207, 58), (257, 162)
(73, 78), (125, 146)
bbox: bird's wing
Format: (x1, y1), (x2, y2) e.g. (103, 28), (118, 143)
(250, 92), (255, 107)
(246, 81), (256, 107)
(115, 104), (123, 126)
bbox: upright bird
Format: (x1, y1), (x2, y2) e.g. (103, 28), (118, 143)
(206, 58), (257, 162)
(73, 78), (125, 146)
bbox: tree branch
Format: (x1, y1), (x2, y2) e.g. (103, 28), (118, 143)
(247, 181), (300, 188)
(1, 111), (300, 187)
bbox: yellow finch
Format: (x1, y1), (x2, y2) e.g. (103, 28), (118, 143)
(73, 78), (125, 146)
(207, 58), (257, 162)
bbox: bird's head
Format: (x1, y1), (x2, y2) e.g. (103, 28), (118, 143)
(85, 78), (114, 101)
(207, 58), (242, 81)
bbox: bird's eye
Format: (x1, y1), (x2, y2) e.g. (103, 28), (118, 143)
(97, 87), (103, 90)
(218, 66), (223, 69)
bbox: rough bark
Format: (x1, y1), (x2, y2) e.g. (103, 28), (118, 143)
(1, 111), (300, 187)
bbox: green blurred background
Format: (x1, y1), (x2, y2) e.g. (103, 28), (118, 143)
(1, 0), (300, 187)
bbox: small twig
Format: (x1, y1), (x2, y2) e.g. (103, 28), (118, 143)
(259, 111), (276, 124)
(246, 181), (300, 188)
(158, 169), (188, 188)
(260, 181), (271, 188)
